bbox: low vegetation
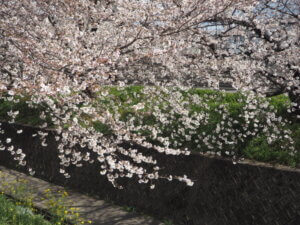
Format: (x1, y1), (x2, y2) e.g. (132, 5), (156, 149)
(0, 193), (52, 225)
(0, 171), (91, 225)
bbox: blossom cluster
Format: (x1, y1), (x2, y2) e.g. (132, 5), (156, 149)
(0, 0), (299, 188)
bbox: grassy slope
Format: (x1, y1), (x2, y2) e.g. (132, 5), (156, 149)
(0, 86), (299, 167)
(0, 194), (51, 225)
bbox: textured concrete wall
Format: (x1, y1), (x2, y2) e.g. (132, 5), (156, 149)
(0, 122), (299, 225)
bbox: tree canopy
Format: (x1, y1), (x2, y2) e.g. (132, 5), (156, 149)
(0, 0), (299, 188)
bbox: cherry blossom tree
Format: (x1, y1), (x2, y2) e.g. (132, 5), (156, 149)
(0, 0), (299, 188)
(198, 0), (300, 115)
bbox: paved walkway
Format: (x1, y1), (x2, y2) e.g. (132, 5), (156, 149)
(0, 166), (163, 225)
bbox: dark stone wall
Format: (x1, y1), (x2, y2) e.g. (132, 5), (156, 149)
(0, 122), (299, 225)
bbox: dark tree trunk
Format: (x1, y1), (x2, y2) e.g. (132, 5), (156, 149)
(288, 69), (300, 118)
(288, 89), (300, 118)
